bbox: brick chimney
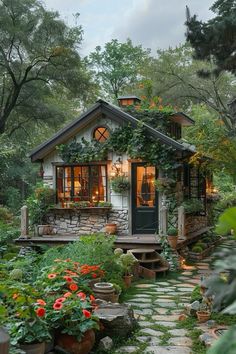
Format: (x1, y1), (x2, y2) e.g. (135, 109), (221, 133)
(117, 95), (141, 107)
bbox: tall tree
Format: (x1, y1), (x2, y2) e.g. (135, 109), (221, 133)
(138, 45), (236, 133)
(89, 39), (151, 99)
(186, 0), (236, 76)
(0, 0), (94, 135)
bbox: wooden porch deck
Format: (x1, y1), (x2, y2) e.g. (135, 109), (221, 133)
(15, 227), (210, 250)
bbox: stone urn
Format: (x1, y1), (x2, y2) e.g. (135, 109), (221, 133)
(55, 330), (95, 354)
(93, 282), (115, 302)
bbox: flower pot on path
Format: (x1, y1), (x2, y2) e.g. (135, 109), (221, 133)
(55, 329), (95, 354)
(19, 342), (45, 354)
(196, 311), (211, 323)
(123, 275), (133, 288)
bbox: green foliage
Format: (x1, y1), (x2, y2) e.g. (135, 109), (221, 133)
(191, 245), (203, 253)
(216, 207), (236, 235)
(26, 184), (55, 226)
(117, 252), (138, 276)
(186, 0), (236, 77)
(57, 138), (108, 163)
(215, 193), (236, 213)
(191, 285), (202, 302)
(0, 221), (20, 258)
(110, 175), (130, 194)
(0, 0), (94, 135)
(89, 38), (151, 98)
(181, 199), (204, 214)
(167, 226), (178, 236)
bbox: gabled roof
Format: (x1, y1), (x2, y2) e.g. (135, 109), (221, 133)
(29, 99), (193, 162)
(169, 112), (195, 126)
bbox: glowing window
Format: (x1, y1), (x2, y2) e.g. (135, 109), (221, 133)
(93, 127), (109, 142)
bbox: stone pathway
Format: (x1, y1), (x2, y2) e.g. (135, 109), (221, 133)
(115, 239), (236, 354)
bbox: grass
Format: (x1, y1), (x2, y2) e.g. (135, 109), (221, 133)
(176, 316), (206, 354)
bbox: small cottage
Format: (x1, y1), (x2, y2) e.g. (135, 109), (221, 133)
(29, 97), (212, 237)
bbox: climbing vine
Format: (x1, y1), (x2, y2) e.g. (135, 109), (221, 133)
(57, 106), (179, 172)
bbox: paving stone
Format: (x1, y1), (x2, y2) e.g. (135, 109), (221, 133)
(154, 321), (177, 328)
(169, 337), (193, 346)
(156, 302), (176, 308)
(154, 298), (176, 303)
(144, 345), (191, 354)
(154, 287), (176, 292)
(155, 308), (171, 315)
(181, 271), (193, 275)
(138, 321), (154, 327)
(176, 288), (193, 292)
(127, 302), (152, 308)
(134, 313), (146, 320)
(130, 297), (152, 303)
(156, 282), (171, 286)
(135, 284), (156, 288)
(116, 346), (139, 353)
(169, 328), (188, 336)
(134, 308), (153, 316)
(131, 294), (152, 298)
(136, 336), (161, 345)
(152, 314), (180, 321)
(140, 328), (163, 337)
(175, 283), (195, 288)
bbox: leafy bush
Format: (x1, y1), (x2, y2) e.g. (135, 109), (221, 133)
(167, 226), (178, 236)
(0, 206), (13, 222)
(181, 199), (204, 214)
(191, 285), (202, 302)
(26, 184), (55, 226)
(191, 245), (203, 253)
(215, 192), (236, 212)
(0, 221), (20, 258)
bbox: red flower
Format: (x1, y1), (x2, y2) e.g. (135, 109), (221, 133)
(82, 309), (91, 318)
(37, 299), (46, 306)
(69, 283), (78, 292)
(55, 297), (66, 303)
(63, 276), (73, 282)
(36, 307), (46, 317)
(77, 292), (86, 301)
(91, 273), (97, 278)
(48, 273), (57, 279)
(53, 302), (63, 310)
(64, 292), (72, 298)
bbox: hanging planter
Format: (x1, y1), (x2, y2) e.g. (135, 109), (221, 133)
(111, 176), (130, 194)
(19, 342), (45, 354)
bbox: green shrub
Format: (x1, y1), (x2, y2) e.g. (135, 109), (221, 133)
(191, 285), (202, 302)
(0, 207), (13, 222)
(191, 245), (203, 253)
(167, 226), (178, 236)
(216, 192), (236, 212)
(181, 199), (204, 214)
(195, 242), (207, 250)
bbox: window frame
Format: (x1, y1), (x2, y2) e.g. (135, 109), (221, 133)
(56, 164), (108, 203)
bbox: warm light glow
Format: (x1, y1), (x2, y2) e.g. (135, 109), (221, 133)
(180, 256), (195, 270)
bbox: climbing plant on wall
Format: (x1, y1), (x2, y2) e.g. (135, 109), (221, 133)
(57, 105), (178, 172)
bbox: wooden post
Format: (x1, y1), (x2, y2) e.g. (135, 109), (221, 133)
(178, 206), (185, 238)
(159, 205), (168, 236)
(0, 328), (10, 354)
(20, 205), (29, 238)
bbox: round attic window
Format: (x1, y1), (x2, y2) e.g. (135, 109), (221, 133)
(93, 126), (110, 142)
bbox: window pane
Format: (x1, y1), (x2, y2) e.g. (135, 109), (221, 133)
(136, 166), (155, 207)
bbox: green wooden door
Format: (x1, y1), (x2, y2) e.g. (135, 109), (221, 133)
(132, 163), (158, 234)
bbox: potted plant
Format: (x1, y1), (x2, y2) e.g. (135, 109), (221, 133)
(196, 299), (211, 323)
(0, 283), (51, 354)
(118, 253), (138, 288)
(154, 177), (175, 193)
(167, 226), (178, 249)
(110, 175), (130, 194)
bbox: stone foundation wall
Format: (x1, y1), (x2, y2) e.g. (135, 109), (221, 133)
(46, 209), (129, 235)
(185, 215), (208, 235)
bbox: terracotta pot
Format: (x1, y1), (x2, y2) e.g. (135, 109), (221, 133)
(55, 330), (95, 354)
(19, 342), (45, 354)
(167, 235), (178, 249)
(105, 223), (117, 235)
(196, 311), (210, 323)
(123, 275), (133, 288)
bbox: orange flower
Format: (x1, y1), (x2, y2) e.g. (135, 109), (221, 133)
(90, 295), (95, 302)
(37, 299), (46, 306)
(69, 283), (78, 292)
(82, 309), (91, 318)
(53, 302), (63, 310)
(63, 276), (73, 282)
(48, 273), (57, 279)
(64, 292), (72, 298)
(12, 293), (19, 300)
(77, 292), (86, 301)
(36, 307), (46, 317)
(55, 297), (66, 303)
